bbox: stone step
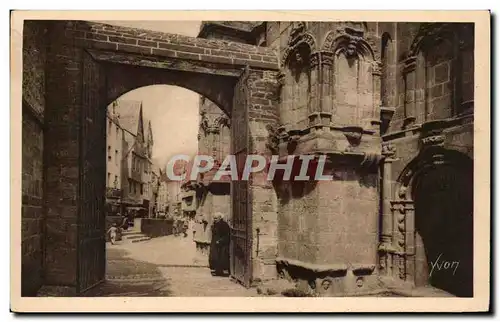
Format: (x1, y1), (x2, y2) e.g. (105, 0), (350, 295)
(121, 230), (142, 236)
(124, 234), (149, 240)
(131, 237), (151, 243)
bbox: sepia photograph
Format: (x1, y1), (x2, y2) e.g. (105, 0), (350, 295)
(10, 10), (490, 312)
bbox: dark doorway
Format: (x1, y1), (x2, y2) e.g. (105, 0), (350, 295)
(414, 163), (473, 297)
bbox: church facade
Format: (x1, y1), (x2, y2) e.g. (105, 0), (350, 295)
(189, 21), (474, 297)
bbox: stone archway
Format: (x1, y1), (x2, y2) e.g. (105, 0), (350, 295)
(412, 157), (473, 297)
(393, 148), (473, 297)
(40, 20), (280, 295)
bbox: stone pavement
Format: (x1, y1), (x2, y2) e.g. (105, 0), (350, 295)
(84, 235), (256, 297)
(113, 234), (207, 267)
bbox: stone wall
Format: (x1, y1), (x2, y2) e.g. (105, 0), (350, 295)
(263, 21), (474, 296)
(246, 69), (281, 282)
(21, 21), (47, 296)
(43, 21), (83, 288)
(140, 218), (175, 237)
(21, 109), (45, 296)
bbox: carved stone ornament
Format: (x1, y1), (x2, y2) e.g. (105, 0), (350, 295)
(265, 124), (280, 154)
(321, 51), (334, 66)
(382, 144), (396, 157)
(402, 55), (417, 74)
(379, 255), (386, 269)
(199, 111), (228, 135)
(277, 71), (286, 87)
(281, 23), (317, 68)
(215, 115), (230, 128)
(288, 21), (307, 46)
(421, 134), (445, 146)
(322, 26), (375, 61)
(372, 60), (383, 76)
(310, 52), (320, 68)
(398, 256), (406, 280)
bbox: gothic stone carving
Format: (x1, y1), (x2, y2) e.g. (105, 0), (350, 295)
(265, 124), (280, 154)
(321, 26), (375, 60)
(288, 22), (307, 46)
(382, 143), (396, 158)
(281, 22), (317, 68)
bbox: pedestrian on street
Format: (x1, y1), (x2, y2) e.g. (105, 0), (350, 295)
(107, 223), (119, 245)
(182, 219), (189, 238)
(209, 213), (230, 276)
(120, 213), (129, 231)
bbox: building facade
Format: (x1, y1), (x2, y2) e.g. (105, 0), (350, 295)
(105, 102), (125, 215)
(192, 21), (475, 297)
(184, 96), (232, 258)
(113, 100), (155, 218)
(20, 20), (477, 297)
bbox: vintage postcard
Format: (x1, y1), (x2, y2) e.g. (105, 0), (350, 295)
(10, 10), (490, 312)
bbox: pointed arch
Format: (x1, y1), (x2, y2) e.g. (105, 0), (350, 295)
(281, 32), (317, 68)
(322, 30), (376, 61)
(395, 147), (473, 201)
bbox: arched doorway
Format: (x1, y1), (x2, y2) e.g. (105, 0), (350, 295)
(412, 154), (473, 297)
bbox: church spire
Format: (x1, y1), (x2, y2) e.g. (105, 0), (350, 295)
(137, 102), (144, 143)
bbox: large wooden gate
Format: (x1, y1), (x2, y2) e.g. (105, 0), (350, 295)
(77, 52), (107, 293)
(230, 68), (252, 287)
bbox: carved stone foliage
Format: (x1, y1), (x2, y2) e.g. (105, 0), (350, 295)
(381, 143), (396, 158)
(199, 110), (230, 135)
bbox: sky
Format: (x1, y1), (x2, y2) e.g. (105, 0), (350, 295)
(102, 20), (203, 167)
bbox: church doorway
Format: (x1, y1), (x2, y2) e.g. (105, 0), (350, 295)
(413, 162), (473, 297)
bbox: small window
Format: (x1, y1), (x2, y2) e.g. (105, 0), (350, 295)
(116, 127), (119, 140)
(115, 150), (118, 165)
(108, 121), (112, 135)
(108, 146), (111, 161)
(107, 172), (111, 186)
(114, 175), (118, 188)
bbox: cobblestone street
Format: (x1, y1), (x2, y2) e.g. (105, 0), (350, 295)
(85, 235), (257, 297)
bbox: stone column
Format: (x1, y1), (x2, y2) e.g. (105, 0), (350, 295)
(320, 51), (334, 114)
(390, 199), (415, 283)
(370, 61), (383, 132)
(378, 144), (397, 276)
(402, 56), (417, 129)
(309, 52), (320, 119)
(415, 53), (426, 123)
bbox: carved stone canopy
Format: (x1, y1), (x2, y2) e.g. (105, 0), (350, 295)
(199, 111), (230, 135)
(281, 23), (317, 68)
(322, 26), (376, 61)
(288, 21), (307, 46)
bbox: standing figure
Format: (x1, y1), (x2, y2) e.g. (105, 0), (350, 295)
(209, 213), (230, 276)
(120, 213), (129, 231)
(107, 223), (119, 245)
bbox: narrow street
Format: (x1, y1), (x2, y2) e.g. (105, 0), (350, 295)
(85, 234), (257, 297)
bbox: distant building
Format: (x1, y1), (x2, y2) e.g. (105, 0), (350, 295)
(183, 96), (231, 258)
(105, 101), (125, 215)
(111, 100), (155, 218)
